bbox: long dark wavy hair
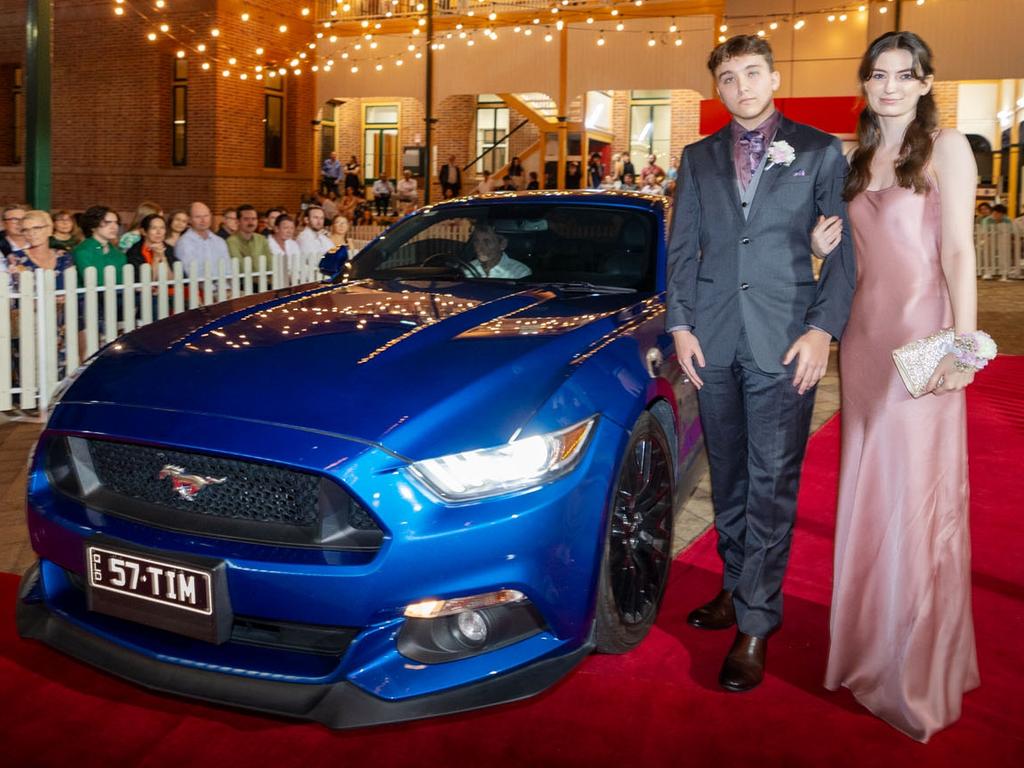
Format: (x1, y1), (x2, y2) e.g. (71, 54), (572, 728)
(844, 32), (937, 201)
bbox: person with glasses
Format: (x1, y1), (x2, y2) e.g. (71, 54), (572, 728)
(50, 210), (83, 251)
(10, 210), (74, 289)
(1, 204), (30, 259)
(72, 206), (126, 287)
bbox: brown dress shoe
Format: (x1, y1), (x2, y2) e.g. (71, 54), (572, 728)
(686, 589), (736, 630)
(719, 631), (767, 692)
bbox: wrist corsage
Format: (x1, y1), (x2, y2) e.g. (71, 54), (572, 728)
(949, 331), (997, 373)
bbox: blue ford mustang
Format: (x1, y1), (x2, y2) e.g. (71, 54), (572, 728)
(17, 191), (704, 727)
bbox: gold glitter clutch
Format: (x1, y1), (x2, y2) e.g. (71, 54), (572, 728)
(892, 328), (954, 398)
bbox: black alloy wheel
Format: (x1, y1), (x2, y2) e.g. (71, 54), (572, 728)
(593, 410), (675, 653)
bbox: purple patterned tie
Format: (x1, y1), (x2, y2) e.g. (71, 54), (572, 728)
(740, 130), (766, 189)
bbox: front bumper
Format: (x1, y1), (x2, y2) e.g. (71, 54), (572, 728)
(19, 403), (628, 726)
(18, 562), (590, 728)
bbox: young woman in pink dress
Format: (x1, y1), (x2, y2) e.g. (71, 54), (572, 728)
(812, 32), (996, 742)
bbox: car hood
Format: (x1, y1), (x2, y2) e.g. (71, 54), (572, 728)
(65, 280), (653, 460)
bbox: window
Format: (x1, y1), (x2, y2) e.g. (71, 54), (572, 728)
(0, 66), (24, 166)
(476, 96), (509, 174)
(320, 101), (337, 166)
(585, 91), (612, 132)
(364, 103), (399, 182)
(264, 71), (285, 169)
(629, 90), (671, 166)
(172, 60), (187, 166)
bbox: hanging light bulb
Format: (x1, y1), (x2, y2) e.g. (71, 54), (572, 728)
(674, 37), (683, 46)
(201, 62), (210, 70)
(719, 24), (728, 32)
(176, 50), (185, 59)
(586, 17), (594, 24)
(794, 19), (806, 29)
(544, 33), (553, 42)
(279, 24), (288, 33)
(210, 27), (219, 36)
(241, 12), (250, 22)
(597, 35), (605, 46)
(197, 43), (206, 52)
(147, 32), (157, 42)
(616, 22), (625, 32)
(160, 23), (170, 32)
(769, 22), (778, 30)
(256, 47), (264, 55)
(647, 35), (656, 47)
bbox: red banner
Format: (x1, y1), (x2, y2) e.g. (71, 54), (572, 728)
(700, 96), (864, 136)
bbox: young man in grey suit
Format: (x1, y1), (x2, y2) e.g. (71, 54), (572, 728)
(666, 35), (855, 691)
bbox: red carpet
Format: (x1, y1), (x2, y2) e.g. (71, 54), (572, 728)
(2, 357), (1023, 767)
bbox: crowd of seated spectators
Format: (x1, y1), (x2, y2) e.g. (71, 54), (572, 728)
(0, 191), (407, 290)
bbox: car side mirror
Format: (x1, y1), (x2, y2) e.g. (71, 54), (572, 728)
(319, 245), (350, 279)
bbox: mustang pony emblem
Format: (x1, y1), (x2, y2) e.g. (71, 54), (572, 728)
(158, 464), (227, 501)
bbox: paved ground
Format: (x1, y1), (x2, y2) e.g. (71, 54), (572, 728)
(1, 280), (1021, 575)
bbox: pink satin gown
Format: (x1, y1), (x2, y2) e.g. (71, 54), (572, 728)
(824, 179), (979, 742)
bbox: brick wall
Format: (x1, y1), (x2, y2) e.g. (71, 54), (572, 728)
(933, 81), (959, 129)
(0, 0), (317, 213)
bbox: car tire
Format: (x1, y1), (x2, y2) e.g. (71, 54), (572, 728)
(592, 410), (676, 654)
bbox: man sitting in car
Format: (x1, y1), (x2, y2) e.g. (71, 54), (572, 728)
(464, 222), (531, 279)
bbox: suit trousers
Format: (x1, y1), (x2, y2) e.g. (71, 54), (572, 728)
(696, 326), (816, 638)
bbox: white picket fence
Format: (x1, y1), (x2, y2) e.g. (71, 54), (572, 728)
(975, 222), (1023, 280)
(1, 252), (325, 415)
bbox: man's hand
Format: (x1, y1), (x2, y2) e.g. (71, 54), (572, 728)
(672, 329), (705, 389)
(782, 328), (831, 394)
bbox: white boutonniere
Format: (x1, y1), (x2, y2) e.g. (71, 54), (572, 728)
(765, 140), (796, 170)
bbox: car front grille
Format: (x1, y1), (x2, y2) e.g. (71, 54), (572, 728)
(86, 439), (322, 526)
(48, 436), (384, 551)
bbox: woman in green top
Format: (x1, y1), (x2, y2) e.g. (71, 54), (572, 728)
(72, 206), (127, 287)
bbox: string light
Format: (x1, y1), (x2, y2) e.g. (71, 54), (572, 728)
(210, 27), (219, 37)
(597, 35), (605, 46)
(794, 19), (806, 29)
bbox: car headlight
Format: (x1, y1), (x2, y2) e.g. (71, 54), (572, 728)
(408, 417), (597, 502)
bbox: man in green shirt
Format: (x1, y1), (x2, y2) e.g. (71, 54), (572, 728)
(72, 206), (126, 287)
(226, 204), (274, 273)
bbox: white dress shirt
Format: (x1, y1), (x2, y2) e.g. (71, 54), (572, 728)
(465, 252), (531, 279)
(175, 227), (230, 278)
(269, 236), (302, 281)
(296, 227), (334, 259)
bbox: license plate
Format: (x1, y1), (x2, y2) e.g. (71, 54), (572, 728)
(85, 543), (232, 644)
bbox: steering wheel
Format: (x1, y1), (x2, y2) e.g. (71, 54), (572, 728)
(421, 251), (478, 276)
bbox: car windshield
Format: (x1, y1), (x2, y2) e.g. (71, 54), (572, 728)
(345, 202), (657, 291)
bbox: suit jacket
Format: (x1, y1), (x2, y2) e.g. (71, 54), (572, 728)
(439, 164), (462, 191)
(665, 116), (855, 374)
